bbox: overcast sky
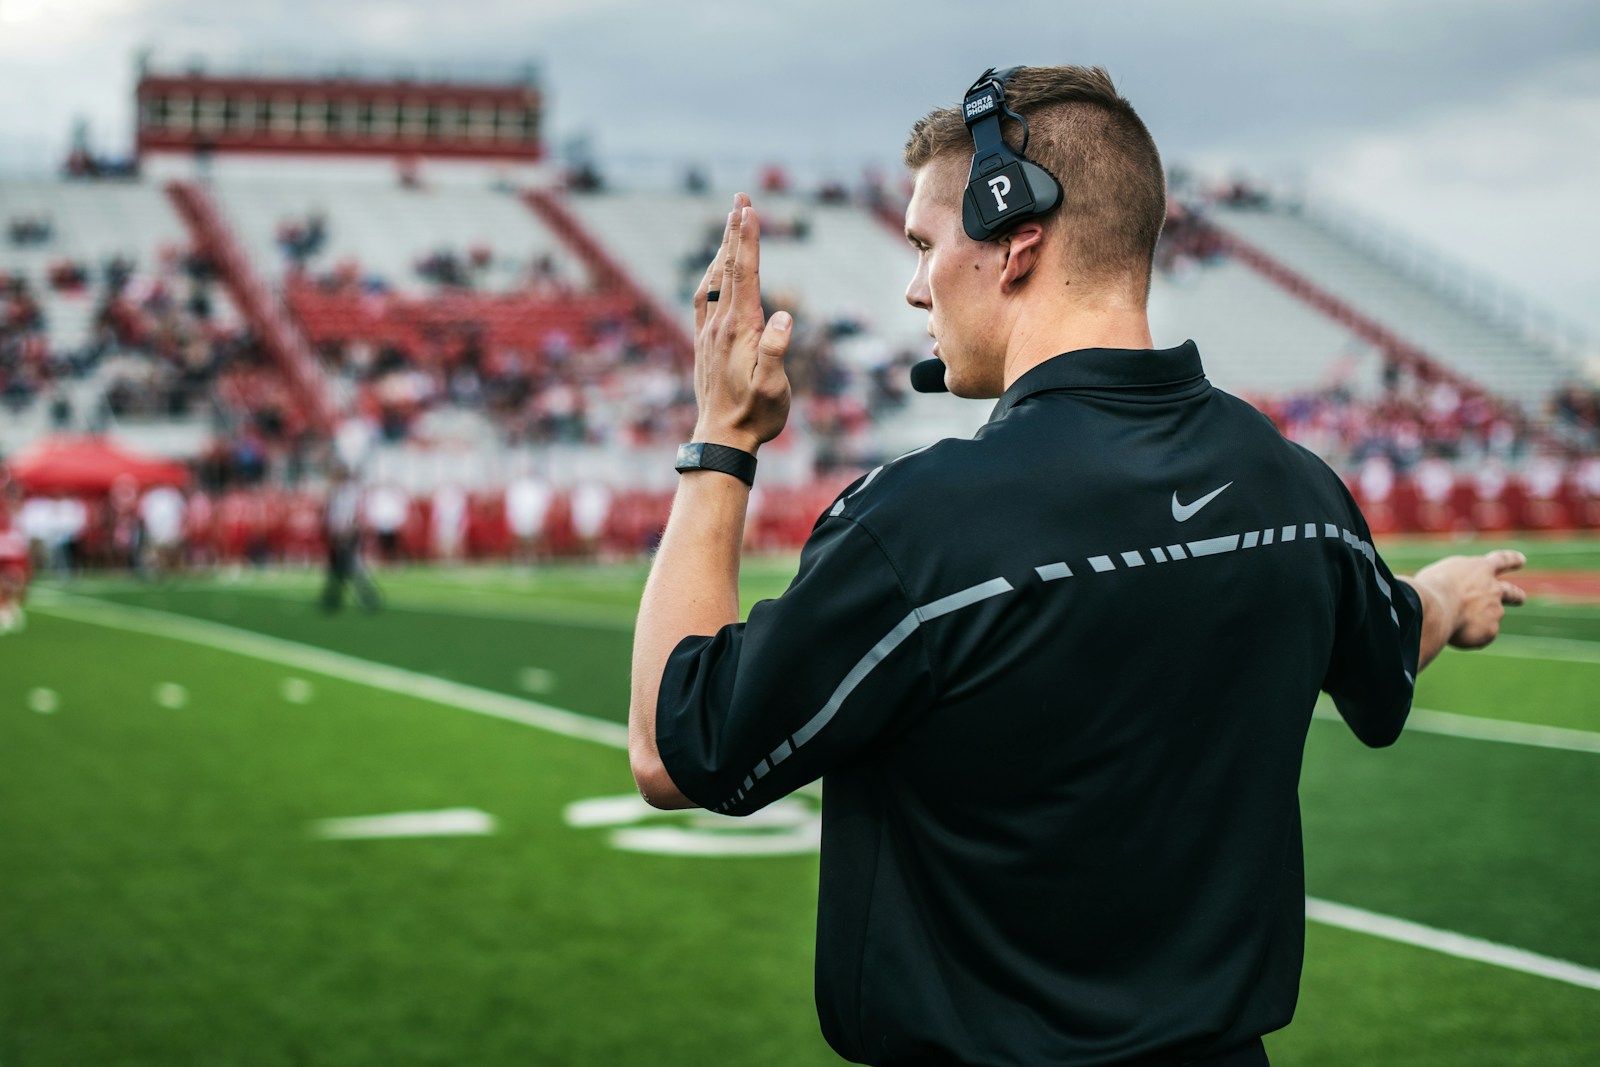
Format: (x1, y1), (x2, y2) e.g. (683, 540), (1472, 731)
(2, 0), (1597, 341)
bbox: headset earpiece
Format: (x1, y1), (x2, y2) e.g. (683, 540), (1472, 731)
(960, 67), (1063, 242)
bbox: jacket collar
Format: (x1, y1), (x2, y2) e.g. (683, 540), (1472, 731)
(988, 340), (1207, 423)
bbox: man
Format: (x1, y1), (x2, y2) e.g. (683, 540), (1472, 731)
(0, 488), (29, 634)
(320, 463), (381, 612)
(139, 483), (188, 578)
(629, 66), (1525, 1067)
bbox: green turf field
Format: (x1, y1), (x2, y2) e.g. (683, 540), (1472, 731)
(3, 536), (1598, 1065)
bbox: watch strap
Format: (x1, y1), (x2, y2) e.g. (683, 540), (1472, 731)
(674, 442), (757, 487)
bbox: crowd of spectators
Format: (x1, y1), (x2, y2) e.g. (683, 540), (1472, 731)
(2, 216), (307, 490)
(316, 304), (693, 449)
(1551, 382), (1600, 451)
(10, 169), (1598, 568)
(277, 212), (327, 266)
(1155, 200), (1230, 277)
(7, 214), (53, 247)
(1249, 361), (1532, 475)
(2, 274), (62, 414)
(62, 148), (139, 180)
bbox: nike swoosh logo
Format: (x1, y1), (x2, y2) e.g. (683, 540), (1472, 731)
(1172, 482), (1233, 522)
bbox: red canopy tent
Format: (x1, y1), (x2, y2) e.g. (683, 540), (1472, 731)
(6, 435), (191, 495)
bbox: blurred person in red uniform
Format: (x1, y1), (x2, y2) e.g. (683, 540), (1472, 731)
(0, 481), (29, 634)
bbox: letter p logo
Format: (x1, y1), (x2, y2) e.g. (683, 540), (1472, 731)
(987, 174), (1012, 211)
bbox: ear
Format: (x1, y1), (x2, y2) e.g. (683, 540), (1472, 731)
(998, 222), (1044, 291)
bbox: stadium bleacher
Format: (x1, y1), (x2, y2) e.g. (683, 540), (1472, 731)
(0, 179), (192, 351)
(4, 153), (1600, 565)
(210, 177), (590, 295)
(1208, 200), (1582, 412)
(1148, 257), (1382, 397)
(0, 179), (269, 461)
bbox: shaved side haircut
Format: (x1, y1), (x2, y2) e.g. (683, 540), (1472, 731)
(904, 66), (1167, 299)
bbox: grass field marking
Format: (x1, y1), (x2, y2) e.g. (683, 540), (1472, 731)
(564, 794), (824, 856)
(1306, 897), (1600, 992)
(1312, 706), (1600, 754)
(29, 591), (630, 750)
(311, 808), (496, 840)
(152, 682), (190, 709)
(101, 581), (643, 631)
(1481, 633), (1600, 665)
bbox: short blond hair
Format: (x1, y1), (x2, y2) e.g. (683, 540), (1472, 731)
(904, 66), (1166, 296)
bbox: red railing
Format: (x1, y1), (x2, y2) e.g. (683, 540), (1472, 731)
(1204, 222), (1486, 401)
(521, 188), (694, 365)
(165, 181), (335, 433)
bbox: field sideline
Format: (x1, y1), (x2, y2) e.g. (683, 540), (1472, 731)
(3, 535), (1598, 1065)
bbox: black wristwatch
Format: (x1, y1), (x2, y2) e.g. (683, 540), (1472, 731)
(674, 442), (758, 487)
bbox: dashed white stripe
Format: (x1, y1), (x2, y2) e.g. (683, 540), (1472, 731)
(724, 576), (1015, 812)
(830, 467), (883, 516)
(1306, 897), (1600, 991)
(1186, 534), (1240, 557)
(1035, 562), (1073, 581)
(1088, 555), (1116, 573)
(1120, 550), (1146, 568)
(788, 608), (921, 749)
(827, 443), (935, 517)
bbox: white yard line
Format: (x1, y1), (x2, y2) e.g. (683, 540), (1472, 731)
(27, 591), (1600, 990)
(1481, 633), (1600, 666)
(30, 591), (629, 750)
(1312, 706), (1600, 755)
(1306, 898), (1600, 991)
(51, 580), (641, 630)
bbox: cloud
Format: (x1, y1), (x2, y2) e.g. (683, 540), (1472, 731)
(1310, 54), (1600, 335)
(0, 0), (1595, 340)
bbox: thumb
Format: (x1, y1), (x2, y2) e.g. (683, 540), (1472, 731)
(755, 311), (793, 376)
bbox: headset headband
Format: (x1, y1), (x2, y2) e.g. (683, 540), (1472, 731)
(961, 66), (1063, 241)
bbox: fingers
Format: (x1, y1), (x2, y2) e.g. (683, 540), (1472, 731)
(1489, 549), (1527, 576)
(692, 256), (718, 333)
(719, 193), (749, 313)
(696, 203), (741, 334)
(728, 200), (759, 316)
(1487, 549), (1526, 606)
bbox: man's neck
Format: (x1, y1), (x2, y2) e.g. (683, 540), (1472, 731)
(1001, 303), (1155, 390)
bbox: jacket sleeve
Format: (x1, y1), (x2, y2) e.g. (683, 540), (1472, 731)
(655, 514), (935, 815)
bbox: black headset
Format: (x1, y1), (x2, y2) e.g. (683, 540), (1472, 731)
(960, 67), (1063, 242)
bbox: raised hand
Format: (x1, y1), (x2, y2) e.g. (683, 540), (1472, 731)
(690, 193), (793, 454)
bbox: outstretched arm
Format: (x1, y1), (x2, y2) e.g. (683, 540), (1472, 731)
(1399, 549), (1527, 672)
(628, 194), (793, 809)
